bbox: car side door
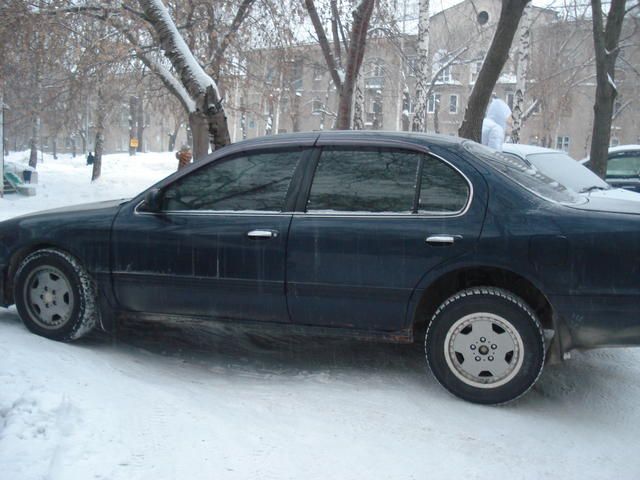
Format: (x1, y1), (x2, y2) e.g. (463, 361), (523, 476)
(285, 143), (486, 333)
(111, 147), (310, 323)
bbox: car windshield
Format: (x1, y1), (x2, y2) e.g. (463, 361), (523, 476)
(464, 142), (585, 204)
(526, 152), (610, 193)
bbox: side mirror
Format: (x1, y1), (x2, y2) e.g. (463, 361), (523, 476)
(144, 188), (163, 213)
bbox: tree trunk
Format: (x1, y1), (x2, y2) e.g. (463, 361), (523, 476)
(511, 4), (532, 144)
(353, 75), (365, 130)
(129, 96), (137, 156)
(168, 121), (179, 151)
(411, 0), (431, 132)
(29, 134), (38, 168)
(588, 0), (626, 179)
(139, 0), (230, 152)
(291, 92), (301, 133)
(52, 138), (57, 159)
(92, 105), (105, 181)
(335, 0), (375, 129)
(137, 98), (145, 153)
(189, 112), (209, 161)
(458, 0), (530, 141)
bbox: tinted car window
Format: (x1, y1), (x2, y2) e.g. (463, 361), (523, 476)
(607, 154), (640, 178)
(465, 142), (584, 204)
(307, 148), (419, 213)
(163, 151), (299, 211)
(420, 156), (469, 213)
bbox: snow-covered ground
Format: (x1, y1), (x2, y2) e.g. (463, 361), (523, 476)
(1, 151), (176, 221)
(2, 152), (640, 479)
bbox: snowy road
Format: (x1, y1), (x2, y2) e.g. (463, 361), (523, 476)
(2, 309), (640, 479)
(1, 152), (640, 479)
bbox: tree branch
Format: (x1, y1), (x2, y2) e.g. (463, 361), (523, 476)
(304, 0), (343, 89)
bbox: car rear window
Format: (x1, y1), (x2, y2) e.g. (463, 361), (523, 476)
(464, 142), (584, 204)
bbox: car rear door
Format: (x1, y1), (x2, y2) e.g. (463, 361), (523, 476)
(111, 146), (312, 324)
(285, 140), (486, 333)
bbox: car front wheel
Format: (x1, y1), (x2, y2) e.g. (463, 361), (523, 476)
(425, 287), (545, 405)
(14, 248), (99, 341)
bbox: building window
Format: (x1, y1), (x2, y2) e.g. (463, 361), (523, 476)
(290, 59), (304, 91)
(436, 66), (452, 83)
(406, 56), (418, 77)
(610, 136), (620, 147)
(556, 136), (570, 152)
(449, 94), (458, 114)
(402, 92), (417, 114)
(506, 92), (514, 110)
(313, 64), (324, 81)
(427, 93), (441, 114)
(370, 58), (385, 77)
(531, 98), (541, 114)
(312, 98), (323, 115)
(470, 59), (483, 83)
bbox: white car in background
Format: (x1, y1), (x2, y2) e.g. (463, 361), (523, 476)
(580, 145), (640, 193)
(501, 144), (640, 202)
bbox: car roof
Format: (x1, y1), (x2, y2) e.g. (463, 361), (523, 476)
(609, 144), (640, 154)
(214, 130), (465, 155)
(501, 143), (566, 157)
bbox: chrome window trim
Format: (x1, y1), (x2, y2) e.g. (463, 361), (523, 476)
(133, 149), (473, 219)
(134, 202), (293, 217)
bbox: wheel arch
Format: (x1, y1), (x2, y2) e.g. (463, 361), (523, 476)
(410, 266), (556, 335)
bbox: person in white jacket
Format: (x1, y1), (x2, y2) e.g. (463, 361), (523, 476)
(481, 98), (512, 151)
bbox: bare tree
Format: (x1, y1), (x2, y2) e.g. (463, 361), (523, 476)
(411, 0), (430, 132)
(304, 0), (375, 129)
(588, 0), (628, 178)
(458, 0), (530, 141)
(136, 0), (230, 159)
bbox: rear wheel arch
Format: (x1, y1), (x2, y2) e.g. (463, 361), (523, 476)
(411, 266), (555, 334)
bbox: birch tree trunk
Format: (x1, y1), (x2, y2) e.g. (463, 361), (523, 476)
(411, 0), (430, 133)
(588, 0), (626, 179)
(353, 74), (365, 130)
(511, 4), (532, 144)
(458, 0), (530, 141)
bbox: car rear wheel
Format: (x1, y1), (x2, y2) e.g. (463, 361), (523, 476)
(14, 248), (99, 341)
(425, 287), (545, 405)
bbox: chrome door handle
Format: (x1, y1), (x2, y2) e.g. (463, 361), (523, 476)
(247, 229), (279, 239)
(426, 235), (461, 245)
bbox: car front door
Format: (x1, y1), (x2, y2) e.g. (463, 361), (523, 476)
(111, 147), (310, 323)
(286, 143), (486, 333)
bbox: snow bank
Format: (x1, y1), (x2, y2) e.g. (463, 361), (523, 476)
(0, 151), (176, 222)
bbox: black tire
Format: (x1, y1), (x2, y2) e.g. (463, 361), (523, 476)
(425, 287), (545, 405)
(14, 248), (99, 341)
